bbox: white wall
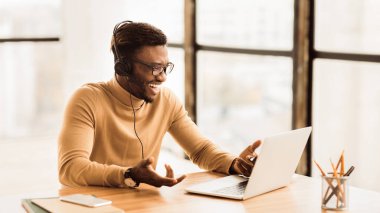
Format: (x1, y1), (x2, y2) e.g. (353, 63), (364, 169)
(61, 0), (128, 101)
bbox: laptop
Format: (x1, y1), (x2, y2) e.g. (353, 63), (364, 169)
(185, 126), (312, 200)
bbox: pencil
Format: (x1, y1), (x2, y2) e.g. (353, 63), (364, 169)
(330, 159), (342, 207)
(335, 154), (342, 171)
(330, 159), (337, 177)
(313, 160), (326, 176)
(338, 151), (346, 207)
(340, 151), (345, 177)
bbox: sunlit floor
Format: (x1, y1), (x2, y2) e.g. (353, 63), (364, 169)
(0, 136), (201, 197)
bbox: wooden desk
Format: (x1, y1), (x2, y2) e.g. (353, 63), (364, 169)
(3, 172), (380, 212)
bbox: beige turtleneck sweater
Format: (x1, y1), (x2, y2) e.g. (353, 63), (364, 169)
(58, 77), (235, 187)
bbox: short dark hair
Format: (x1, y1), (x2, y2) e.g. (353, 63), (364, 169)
(110, 22), (167, 62)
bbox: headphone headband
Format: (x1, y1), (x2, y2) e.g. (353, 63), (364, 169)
(113, 20), (133, 76)
(113, 20), (133, 62)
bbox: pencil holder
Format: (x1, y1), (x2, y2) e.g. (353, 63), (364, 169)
(321, 175), (349, 210)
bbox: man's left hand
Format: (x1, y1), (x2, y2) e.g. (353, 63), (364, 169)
(229, 140), (262, 177)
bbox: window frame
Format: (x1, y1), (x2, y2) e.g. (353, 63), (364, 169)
(4, 0), (380, 176)
(183, 0), (380, 176)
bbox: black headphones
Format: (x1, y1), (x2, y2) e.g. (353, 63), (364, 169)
(113, 20), (145, 160)
(113, 20), (133, 76)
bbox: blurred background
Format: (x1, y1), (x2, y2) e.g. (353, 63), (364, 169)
(1, 0), (379, 194)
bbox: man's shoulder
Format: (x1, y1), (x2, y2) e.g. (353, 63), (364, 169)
(75, 81), (107, 95)
(82, 81), (107, 91)
(69, 81), (108, 102)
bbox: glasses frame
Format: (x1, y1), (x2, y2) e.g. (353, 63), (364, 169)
(132, 58), (174, 76)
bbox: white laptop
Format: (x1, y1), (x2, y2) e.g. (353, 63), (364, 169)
(185, 126), (312, 200)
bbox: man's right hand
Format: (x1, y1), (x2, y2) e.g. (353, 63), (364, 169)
(130, 157), (186, 187)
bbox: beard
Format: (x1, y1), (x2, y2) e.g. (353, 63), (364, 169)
(127, 75), (155, 103)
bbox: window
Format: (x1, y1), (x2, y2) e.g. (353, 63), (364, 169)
(196, 0), (294, 155)
(197, 0), (294, 50)
(312, 0), (380, 191)
(315, 0), (380, 54)
(0, 0), (60, 38)
(0, 1), (185, 144)
(197, 51), (292, 155)
(123, 0), (184, 44)
(0, 0), (61, 139)
(4, 0), (380, 193)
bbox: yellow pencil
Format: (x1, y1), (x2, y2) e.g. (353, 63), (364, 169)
(340, 151), (346, 206)
(313, 160), (326, 176)
(335, 150), (344, 174)
(340, 150), (345, 177)
(330, 159), (337, 177)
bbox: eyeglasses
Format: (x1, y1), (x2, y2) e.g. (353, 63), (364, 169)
(132, 59), (174, 76)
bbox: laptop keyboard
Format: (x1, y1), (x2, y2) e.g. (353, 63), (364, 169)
(213, 181), (248, 196)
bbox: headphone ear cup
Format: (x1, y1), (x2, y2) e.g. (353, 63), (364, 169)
(114, 60), (127, 76)
(125, 62), (132, 75)
(115, 60), (133, 76)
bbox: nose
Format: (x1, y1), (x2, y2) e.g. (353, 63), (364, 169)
(155, 70), (167, 82)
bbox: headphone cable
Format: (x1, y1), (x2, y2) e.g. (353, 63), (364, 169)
(130, 92), (145, 160)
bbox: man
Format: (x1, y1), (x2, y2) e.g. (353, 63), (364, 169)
(58, 21), (261, 188)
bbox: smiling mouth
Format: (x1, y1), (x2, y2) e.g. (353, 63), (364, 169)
(147, 83), (161, 95)
(148, 83), (160, 88)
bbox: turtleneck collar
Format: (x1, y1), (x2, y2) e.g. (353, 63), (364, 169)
(107, 77), (145, 109)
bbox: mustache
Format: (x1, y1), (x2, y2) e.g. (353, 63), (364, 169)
(128, 76), (161, 86)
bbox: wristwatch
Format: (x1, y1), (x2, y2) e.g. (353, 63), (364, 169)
(124, 168), (140, 188)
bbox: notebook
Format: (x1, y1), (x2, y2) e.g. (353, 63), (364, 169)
(31, 197), (124, 213)
(185, 127), (312, 200)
